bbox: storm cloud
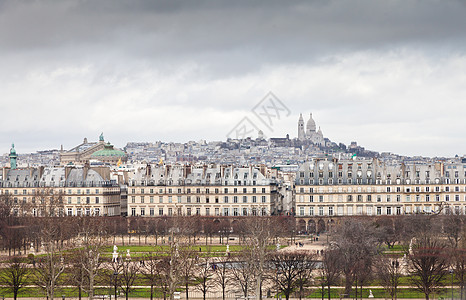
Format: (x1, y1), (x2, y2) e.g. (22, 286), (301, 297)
(1, 0), (465, 157)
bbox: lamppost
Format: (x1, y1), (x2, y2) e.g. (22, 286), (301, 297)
(450, 269), (454, 300)
(392, 259), (399, 300)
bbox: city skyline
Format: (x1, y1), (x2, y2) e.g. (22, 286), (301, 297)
(1, 1), (466, 157)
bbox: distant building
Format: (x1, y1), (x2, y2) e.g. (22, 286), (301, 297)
(59, 133), (127, 166)
(298, 113), (324, 146)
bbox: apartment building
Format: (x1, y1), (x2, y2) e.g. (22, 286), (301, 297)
(0, 166), (121, 217)
(295, 159), (466, 217)
(125, 164), (279, 217)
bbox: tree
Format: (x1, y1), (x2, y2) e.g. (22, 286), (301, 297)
(119, 258), (141, 300)
(406, 235), (449, 300)
(195, 256), (216, 300)
(270, 251), (316, 300)
(230, 250), (256, 298)
(66, 251), (87, 300)
(243, 217), (276, 300)
(0, 257), (29, 300)
(443, 212), (465, 249)
(142, 252), (161, 300)
(331, 218), (378, 297)
(73, 217), (106, 300)
(319, 248), (342, 300)
(213, 256), (232, 300)
(375, 255), (402, 300)
(179, 246), (199, 299)
(105, 260), (123, 300)
(33, 219), (66, 300)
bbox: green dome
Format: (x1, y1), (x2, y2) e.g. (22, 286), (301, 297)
(91, 142), (126, 158)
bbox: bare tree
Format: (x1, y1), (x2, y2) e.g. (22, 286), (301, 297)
(119, 258), (141, 300)
(142, 252), (161, 300)
(243, 217), (276, 300)
(443, 212), (465, 249)
(213, 256), (232, 300)
(230, 251), (256, 298)
(0, 257), (29, 300)
(195, 255), (216, 300)
(105, 260), (123, 300)
(33, 219), (66, 300)
(179, 246), (199, 299)
(77, 217), (105, 300)
(406, 235), (449, 300)
(270, 251), (316, 300)
(375, 255), (402, 300)
(66, 251), (87, 300)
(319, 248), (342, 300)
(331, 218), (378, 297)
(158, 246), (182, 300)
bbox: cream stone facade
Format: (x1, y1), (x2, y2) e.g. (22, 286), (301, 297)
(125, 164), (279, 217)
(295, 159), (466, 218)
(0, 166), (121, 217)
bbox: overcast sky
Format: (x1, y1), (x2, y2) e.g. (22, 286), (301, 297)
(1, 0), (466, 157)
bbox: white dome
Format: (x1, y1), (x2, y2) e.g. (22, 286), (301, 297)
(306, 113), (316, 132)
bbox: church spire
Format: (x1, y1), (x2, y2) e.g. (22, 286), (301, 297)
(298, 113), (306, 141)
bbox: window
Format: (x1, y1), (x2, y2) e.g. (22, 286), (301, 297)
(131, 208), (136, 216)
(150, 208), (154, 216)
(262, 196), (266, 203)
(68, 197), (72, 204)
(319, 195), (324, 202)
(234, 196), (238, 203)
(215, 208), (219, 216)
(386, 207), (392, 215)
(252, 196), (257, 203)
(150, 196), (154, 203)
(196, 208), (200, 215)
(299, 207), (304, 216)
(141, 196), (145, 204)
(168, 208), (172, 216)
(159, 196), (163, 203)
(131, 196), (135, 203)
(309, 207), (314, 216)
(310, 195), (314, 202)
(329, 206), (334, 216)
(377, 207), (382, 215)
(223, 208), (229, 216)
(67, 208), (73, 216)
(319, 206), (324, 216)
(243, 196), (247, 203)
(159, 208), (164, 216)
(367, 195), (372, 202)
(169, 196), (173, 203)
(205, 208), (210, 216)
(140, 208), (145, 216)
(187, 208), (192, 216)
(224, 196), (229, 203)
(366, 206), (372, 216)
